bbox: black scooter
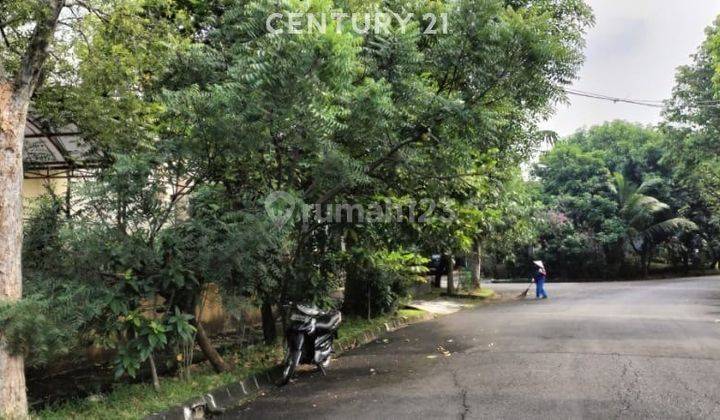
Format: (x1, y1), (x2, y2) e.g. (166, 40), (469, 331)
(280, 303), (342, 385)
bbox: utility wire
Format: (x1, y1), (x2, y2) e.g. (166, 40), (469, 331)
(568, 88), (665, 103)
(565, 89), (663, 108)
(571, 89), (720, 105)
(564, 88), (720, 109)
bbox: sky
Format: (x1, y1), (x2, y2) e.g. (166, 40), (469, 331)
(542, 0), (720, 137)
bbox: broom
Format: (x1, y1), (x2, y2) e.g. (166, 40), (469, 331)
(517, 279), (534, 299)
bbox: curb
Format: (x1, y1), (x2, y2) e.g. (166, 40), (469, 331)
(145, 311), (435, 420)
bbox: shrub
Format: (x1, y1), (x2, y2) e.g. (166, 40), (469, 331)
(342, 249), (428, 318)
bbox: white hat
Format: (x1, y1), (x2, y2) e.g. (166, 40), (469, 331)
(533, 260), (545, 270)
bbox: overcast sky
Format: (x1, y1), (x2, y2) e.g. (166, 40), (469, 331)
(542, 0), (720, 137)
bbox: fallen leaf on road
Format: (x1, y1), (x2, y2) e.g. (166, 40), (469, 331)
(436, 345), (451, 356)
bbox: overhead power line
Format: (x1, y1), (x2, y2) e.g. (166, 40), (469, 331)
(563, 88), (720, 109)
(565, 89), (664, 108)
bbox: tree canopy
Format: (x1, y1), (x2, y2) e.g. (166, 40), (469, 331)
(0, 0), (595, 415)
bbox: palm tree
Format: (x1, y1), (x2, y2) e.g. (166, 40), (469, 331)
(610, 173), (697, 277)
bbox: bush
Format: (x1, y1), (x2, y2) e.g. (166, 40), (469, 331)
(23, 194), (64, 273)
(537, 222), (607, 279)
(342, 249), (428, 318)
(0, 280), (108, 367)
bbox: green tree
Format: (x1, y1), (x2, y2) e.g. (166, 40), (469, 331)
(662, 17), (720, 268)
(1, 0), (207, 397)
(0, 1), (66, 415)
(610, 173), (696, 277)
(162, 0), (592, 320)
(1, 0), (594, 406)
(534, 122), (691, 278)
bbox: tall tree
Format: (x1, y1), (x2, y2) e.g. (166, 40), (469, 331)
(162, 0), (593, 320)
(662, 18), (720, 267)
(610, 173), (696, 277)
(0, 1), (65, 416)
(533, 122), (692, 278)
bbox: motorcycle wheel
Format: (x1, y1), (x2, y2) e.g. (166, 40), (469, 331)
(279, 349), (301, 386)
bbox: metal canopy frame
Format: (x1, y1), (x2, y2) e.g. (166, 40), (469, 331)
(23, 113), (102, 179)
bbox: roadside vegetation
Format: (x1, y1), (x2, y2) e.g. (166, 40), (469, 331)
(526, 20), (720, 279)
(34, 308), (426, 419)
(0, 1), (718, 418)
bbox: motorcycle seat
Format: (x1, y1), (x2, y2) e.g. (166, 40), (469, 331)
(295, 304), (322, 316)
(315, 311), (342, 331)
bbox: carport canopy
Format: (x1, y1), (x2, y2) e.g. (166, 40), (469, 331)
(23, 112), (100, 178)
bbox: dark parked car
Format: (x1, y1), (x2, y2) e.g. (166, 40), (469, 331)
(428, 254), (443, 275)
(427, 254), (465, 275)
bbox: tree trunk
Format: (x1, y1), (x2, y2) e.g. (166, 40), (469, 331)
(261, 300), (277, 344)
(367, 287), (371, 320)
(470, 240), (482, 289)
(195, 321), (229, 373)
(148, 353), (161, 392)
(0, 1), (64, 416)
(0, 83), (29, 419)
(640, 249), (649, 278)
(445, 254), (455, 295)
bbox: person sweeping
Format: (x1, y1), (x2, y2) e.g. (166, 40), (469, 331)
(532, 260), (548, 299)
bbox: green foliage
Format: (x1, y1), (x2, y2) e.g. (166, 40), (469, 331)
(23, 194), (65, 273)
(0, 279), (109, 367)
(661, 17), (720, 267)
(343, 248), (428, 318)
(6, 0), (207, 380)
(35, 308), (426, 419)
(537, 222), (604, 278)
(0, 195), (108, 367)
(534, 123), (699, 278)
(6, 0), (594, 401)
(154, 0), (592, 307)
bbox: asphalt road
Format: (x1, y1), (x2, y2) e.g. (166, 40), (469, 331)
(222, 277), (720, 419)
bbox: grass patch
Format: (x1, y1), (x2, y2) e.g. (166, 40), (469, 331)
(439, 287), (497, 300)
(416, 288), (443, 300)
(465, 287), (496, 299)
(36, 308), (428, 419)
(36, 344), (284, 420)
(337, 308), (427, 347)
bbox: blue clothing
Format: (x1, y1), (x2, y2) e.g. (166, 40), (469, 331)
(534, 271), (548, 298)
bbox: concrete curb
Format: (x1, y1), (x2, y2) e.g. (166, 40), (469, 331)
(145, 312), (435, 420)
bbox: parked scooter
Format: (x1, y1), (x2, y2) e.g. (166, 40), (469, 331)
(280, 303), (342, 385)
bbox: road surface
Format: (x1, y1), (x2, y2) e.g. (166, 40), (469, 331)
(222, 277), (720, 419)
